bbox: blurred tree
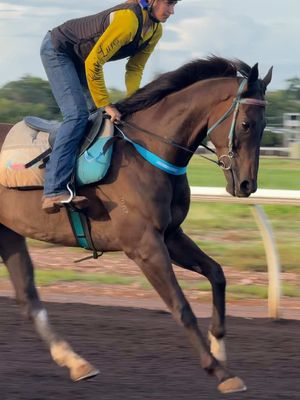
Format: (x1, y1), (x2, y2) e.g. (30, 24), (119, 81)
(0, 75), (60, 122)
(0, 76), (126, 123)
(1, 74), (300, 148)
(261, 130), (283, 147)
(0, 75), (60, 118)
(286, 77), (300, 100)
(0, 97), (53, 123)
(1, 75), (55, 104)
(266, 89), (300, 128)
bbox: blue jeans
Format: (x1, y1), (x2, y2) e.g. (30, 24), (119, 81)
(40, 31), (95, 196)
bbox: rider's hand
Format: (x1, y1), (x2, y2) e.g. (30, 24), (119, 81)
(104, 104), (122, 124)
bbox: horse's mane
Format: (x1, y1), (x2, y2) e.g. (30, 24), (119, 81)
(116, 56), (251, 117)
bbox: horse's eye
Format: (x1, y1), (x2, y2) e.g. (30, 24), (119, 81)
(242, 121), (250, 131)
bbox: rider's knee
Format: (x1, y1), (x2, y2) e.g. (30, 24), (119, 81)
(64, 109), (89, 127)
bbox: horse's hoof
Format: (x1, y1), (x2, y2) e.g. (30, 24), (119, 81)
(71, 363), (100, 382)
(218, 376), (247, 394)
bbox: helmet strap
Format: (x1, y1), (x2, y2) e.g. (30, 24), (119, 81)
(139, 0), (149, 9)
(147, 0), (160, 23)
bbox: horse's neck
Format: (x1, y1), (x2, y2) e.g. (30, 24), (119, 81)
(127, 79), (231, 160)
(172, 78), (238, 149)
(126, 78), (235, 165)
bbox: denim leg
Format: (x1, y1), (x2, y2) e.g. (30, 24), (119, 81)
(76, 63), (97, 113)
(40, 32), (89, 196)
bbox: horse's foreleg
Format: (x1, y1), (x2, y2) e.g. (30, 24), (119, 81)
(165, 228), (227, 358)
(126, 228), (245, 393)
(165, 228), (246, 393)
(0, 224), (98, 381)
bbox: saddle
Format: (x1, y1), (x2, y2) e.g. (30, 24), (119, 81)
(0, 111), (114, 189)
(24, 111), (105, 155)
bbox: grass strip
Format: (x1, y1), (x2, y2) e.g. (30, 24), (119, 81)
(0, 269), (299, 298)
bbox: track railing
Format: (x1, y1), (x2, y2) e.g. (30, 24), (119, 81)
(190, 187), (300, 319)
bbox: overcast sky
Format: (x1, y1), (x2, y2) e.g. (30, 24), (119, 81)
(0, 0), (299, 91)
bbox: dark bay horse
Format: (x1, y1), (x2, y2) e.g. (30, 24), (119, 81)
(0, 57), (272, 393)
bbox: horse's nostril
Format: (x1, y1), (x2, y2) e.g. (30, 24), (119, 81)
(240, 180), (251, 193)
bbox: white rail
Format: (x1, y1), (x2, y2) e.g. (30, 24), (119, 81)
(190, 187), (300, 319)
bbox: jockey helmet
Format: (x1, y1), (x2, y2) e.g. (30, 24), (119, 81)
(140, 1), (181, 10)
(140, 0), (180, 22)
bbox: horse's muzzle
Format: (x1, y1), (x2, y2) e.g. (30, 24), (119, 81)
(235, 180), (257, 197)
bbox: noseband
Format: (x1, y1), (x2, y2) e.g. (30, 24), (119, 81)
(206, 79), (267, 170)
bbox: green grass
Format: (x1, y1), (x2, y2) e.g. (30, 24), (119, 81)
(0, 268), (299, 299)
(226, 284), (300, 300)
(182, 201), (300, 273)
(187, 156), (300, 189)
(184, 156), (300, 273)
(257, 158), (300, 189)
(0, 268), (135, 286)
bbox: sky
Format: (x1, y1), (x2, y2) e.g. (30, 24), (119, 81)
(0, 0), (299, 92)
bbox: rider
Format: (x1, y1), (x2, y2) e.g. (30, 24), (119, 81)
(40, 0), (180, 213)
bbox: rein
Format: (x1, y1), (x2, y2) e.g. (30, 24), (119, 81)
(116, 79), (267, 172)
(118, 119), (194, 154)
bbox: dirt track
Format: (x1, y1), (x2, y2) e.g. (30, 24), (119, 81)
(1, 246), (300, 398)
(1, 296), (300, 400)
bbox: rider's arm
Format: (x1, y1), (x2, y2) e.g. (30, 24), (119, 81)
(125, 24), (162, 97)
(85, 10), (139, 108)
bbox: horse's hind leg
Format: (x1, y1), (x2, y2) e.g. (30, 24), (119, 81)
(165, 227), (246, 393)
(125, 228), (245, 394)
(0, 224), (98, 381)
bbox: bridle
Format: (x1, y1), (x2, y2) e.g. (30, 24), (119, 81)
(205, 78), (267, 170)
(116, 78), (267, 171)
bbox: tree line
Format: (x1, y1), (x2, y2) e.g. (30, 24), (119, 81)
(1, 75), (300, 146)
(0, 75), (124, 123)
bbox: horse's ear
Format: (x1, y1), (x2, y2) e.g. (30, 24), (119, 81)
(262, 66), (273, 87)
(248, 63), (259, 84)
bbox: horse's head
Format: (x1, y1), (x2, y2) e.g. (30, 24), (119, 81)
(207, 64), (272, 197)
(116, 56), (273, 198)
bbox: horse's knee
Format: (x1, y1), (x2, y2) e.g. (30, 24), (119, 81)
(210, 262), (226, 288)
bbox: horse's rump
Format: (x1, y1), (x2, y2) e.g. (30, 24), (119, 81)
(0, 121), (49, 188)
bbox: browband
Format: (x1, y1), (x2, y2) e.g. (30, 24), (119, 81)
(239, 98), (268, 107)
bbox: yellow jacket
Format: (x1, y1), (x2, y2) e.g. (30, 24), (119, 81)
(85, 8), (162, 108)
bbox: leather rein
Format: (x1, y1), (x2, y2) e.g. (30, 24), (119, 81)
(116, 79), (267, 171)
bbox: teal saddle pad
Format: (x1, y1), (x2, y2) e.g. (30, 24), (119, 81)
(76, 135), (113, 186)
